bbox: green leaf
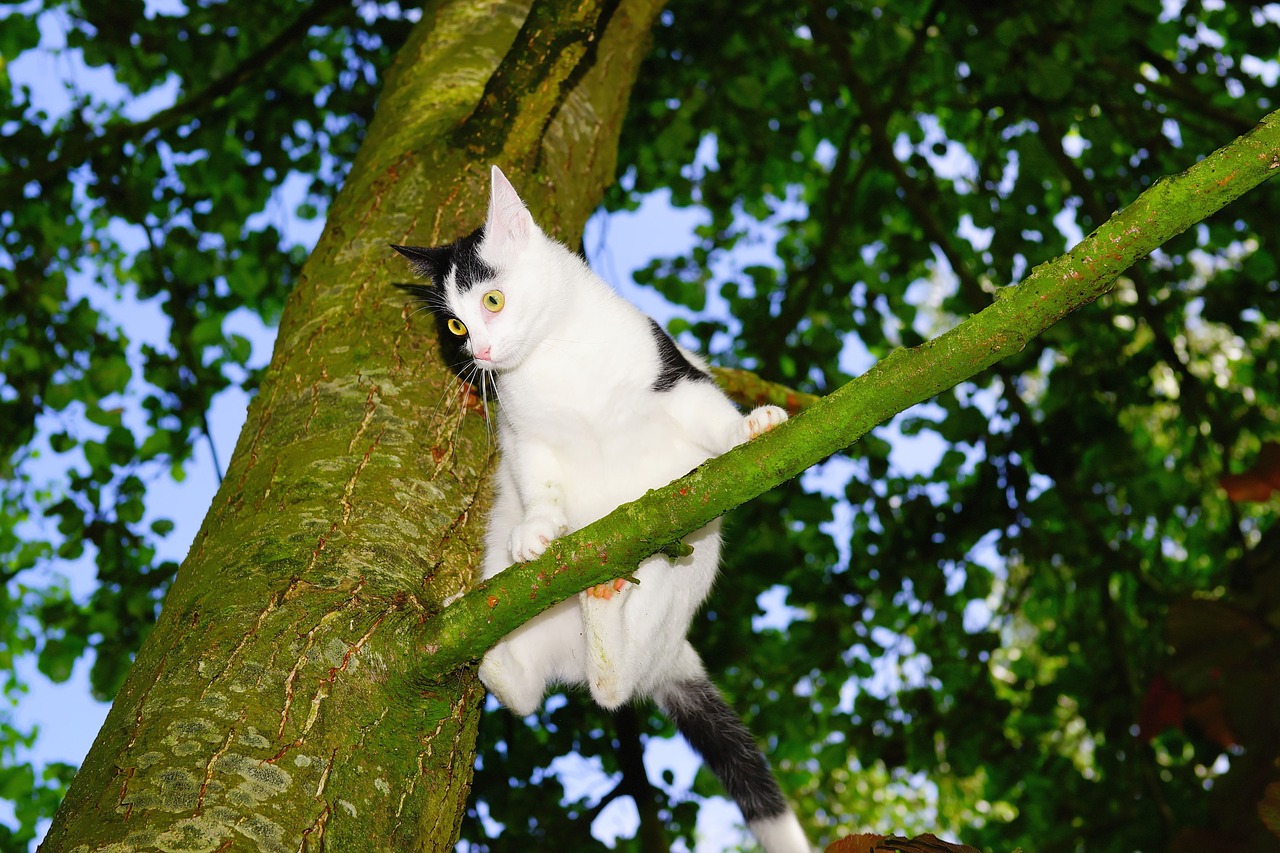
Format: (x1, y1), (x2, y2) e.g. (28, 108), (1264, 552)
(105, 426), (136, 467)
(0, 764), (35, 801)
(88, 356), (131, 397)
(36, 637), (83, 684)
(1027, 56), (1075, 101)
(226, 333), (253, 365)
(42, 383), (77, 411)
(0, 14), (39, 59)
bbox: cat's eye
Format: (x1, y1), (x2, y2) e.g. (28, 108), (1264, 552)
(482, 290), (505, 312)
(447, 318), (467, 336)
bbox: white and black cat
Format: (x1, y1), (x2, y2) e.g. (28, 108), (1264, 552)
(393, 166), (810, 853)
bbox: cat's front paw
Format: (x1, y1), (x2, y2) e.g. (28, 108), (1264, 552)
(743, 405), (788, 441)
(509, 513), (569, 563)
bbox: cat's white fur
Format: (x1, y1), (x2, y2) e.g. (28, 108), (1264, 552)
(437, 166), (808, 853)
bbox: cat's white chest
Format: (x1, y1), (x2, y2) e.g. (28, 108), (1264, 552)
(497, 346), (705, 527)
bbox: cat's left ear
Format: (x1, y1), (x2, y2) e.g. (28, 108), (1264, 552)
(391, 244), (451, 282)
(486, 165), (534, 252)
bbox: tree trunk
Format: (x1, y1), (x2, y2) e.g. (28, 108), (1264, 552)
(40, 0), (663, 849)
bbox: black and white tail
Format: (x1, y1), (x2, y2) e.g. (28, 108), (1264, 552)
(656, 677), (811, 853)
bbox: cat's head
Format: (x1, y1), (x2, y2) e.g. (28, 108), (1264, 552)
(392, 166), (560, 373)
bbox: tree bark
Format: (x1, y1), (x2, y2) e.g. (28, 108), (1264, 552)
(40, 0), (663, 849)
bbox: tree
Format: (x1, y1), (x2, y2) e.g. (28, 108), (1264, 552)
(2, 0), (1279, 851)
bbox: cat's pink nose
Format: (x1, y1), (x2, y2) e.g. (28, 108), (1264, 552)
(474, 346), (492, 361)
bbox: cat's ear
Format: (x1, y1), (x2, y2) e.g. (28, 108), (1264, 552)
(486, 165), (534, 251)
(391, 244), (451, 282)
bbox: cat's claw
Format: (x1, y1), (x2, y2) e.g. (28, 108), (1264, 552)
(743, 405), (788, 441)
(585, 578), (628, 600)
(509, 513), (569, 562)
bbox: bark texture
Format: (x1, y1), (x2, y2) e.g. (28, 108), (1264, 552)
(41, 0), (664, 849)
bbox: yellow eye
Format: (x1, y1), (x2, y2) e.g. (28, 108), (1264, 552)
(447, 317), (467, 336)
(482, 290), (505, 312)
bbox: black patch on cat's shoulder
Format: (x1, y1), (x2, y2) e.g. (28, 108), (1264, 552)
(649, 318), (712, 392)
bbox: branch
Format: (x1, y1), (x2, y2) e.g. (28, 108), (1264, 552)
(1123, 48), (1256, 137)
(709, 366), (819, 413)
(614, 706), (670, 853)
(411, 109), (1280, 680)
(804, 3), (986, 307)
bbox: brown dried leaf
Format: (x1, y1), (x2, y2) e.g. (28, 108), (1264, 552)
(876, 834), (983, 853)
(826, 833), (982, 853)
(1183, 692), (1238, 749)
(1138, 674), (1185, 740)
(1165, 598), (1267, 652)
(1221, 441), (1280, 502)
(1259, 781), (1280, 839)
(826, 834), (886, 853)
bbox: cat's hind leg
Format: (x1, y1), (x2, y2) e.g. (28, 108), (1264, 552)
(580, 522), (720, 709)
(478, 640), (545, 717)
(479, 601), (583, 716)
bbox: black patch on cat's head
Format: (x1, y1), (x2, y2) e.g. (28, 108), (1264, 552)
(390, 244), (453, 281)
(649, 318), (713, 392)
(391, 226), (496, 293)
(449, 227), (497, 293)
(391, 228), (497, 379)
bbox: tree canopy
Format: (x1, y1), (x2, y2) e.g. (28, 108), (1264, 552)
(2, 0), (1279, 851)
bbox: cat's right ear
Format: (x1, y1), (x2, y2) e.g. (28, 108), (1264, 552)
(486, 165), (534, 252)
(390, 244), (452, 282)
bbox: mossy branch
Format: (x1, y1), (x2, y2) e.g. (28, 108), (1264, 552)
(413, 109), (1280, 680)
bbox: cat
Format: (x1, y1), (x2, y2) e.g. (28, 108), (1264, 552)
(392, 166), (810, 853)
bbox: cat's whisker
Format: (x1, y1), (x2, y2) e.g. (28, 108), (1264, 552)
(429, 365), (468, 428)
(479, 371), (495, 457)
(533, 337), (590, 359)
(445, 364), (478, 465)
(485, 369), (505, 414)
(429, 360), (481, 470)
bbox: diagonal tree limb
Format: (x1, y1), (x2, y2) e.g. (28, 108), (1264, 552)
(710, 366), (820, 413)
(412, 108), (1280, 681)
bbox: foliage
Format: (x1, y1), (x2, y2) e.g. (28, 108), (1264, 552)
(595, 2), (1280, 850)
(2, 0), (1279, 851)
